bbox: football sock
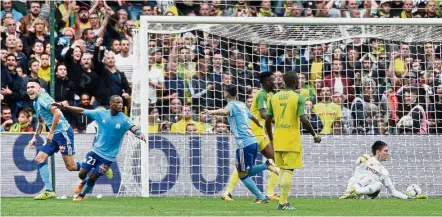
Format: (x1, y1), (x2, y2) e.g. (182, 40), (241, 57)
(279, 169), (293, 204)
(225, 169), (240, 194)
(80, 179), (96, 196)
(37, 162), (53, 191)
(82, 177), (89, 184)
(248, 163), (268, 177)
(266, 172), (279, 196)
(241, 177), (266, 200)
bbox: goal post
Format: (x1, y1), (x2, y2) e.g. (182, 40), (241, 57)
(118, 16), (442, 198)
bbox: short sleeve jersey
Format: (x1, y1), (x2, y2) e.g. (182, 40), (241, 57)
(250, 89), (273, 136)
(225, 101), (258, 149)
(33, 92), (71, 133)
(84, 109), (134, 162)
(267, 90), (305, 152)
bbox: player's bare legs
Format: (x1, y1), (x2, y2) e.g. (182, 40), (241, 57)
(62, 155), (80, 171)
(259, 143), (280, 201)
(75, 168), (90, 194)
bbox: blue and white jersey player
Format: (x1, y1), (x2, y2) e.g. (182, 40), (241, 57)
(53, 95), (146, 201)
(26, 78), (82, 200)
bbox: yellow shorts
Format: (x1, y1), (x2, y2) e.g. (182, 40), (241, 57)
(256, 135), (270, 152)
(274, 151), (302, 169)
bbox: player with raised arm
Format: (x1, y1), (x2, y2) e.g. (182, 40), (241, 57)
(339, 141), (428, 200)
(222, 71), (280, 201)
(204, 85), (280, 204)
(53, 95), (146, 201)
(26, 78), (84, 200)
(265, 71), (321, 210)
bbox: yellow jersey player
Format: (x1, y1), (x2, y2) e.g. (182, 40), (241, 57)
(265, 71), (321, 210)
(222, 72), (280, 202)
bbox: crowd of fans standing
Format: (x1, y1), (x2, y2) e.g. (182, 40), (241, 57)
(1, 0), (442, 135)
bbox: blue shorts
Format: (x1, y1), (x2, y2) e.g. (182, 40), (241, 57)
(40, 127), (75, 156)
(235, 143), (258, 172)
(81, 151), (113, 177)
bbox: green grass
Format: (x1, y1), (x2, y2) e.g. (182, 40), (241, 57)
(2, 197), (442, 216)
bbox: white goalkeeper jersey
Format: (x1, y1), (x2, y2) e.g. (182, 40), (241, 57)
(352, 156), (393, 188)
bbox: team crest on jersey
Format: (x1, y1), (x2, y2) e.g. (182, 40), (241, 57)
(116, 123), (121, 129)
(102, 119), (106, 123)
(59, 145), (66, 153)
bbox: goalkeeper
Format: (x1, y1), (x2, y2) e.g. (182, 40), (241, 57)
(339, 141), (427, 200)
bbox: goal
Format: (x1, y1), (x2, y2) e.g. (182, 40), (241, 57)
(118, 16), (442, 198)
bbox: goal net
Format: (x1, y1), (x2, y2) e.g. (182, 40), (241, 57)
(118, 17), (442, 198)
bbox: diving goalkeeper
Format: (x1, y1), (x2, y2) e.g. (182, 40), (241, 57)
(339, 141), (427, 200)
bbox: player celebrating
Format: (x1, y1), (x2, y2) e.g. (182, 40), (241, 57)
(222, 71), (279, 201)
(339, 141), (427, 200)
(53, 95), (146, 201)
(27, 78), (84, 200)
(265, 71), (321, 210)
(204, 85), (280, 204)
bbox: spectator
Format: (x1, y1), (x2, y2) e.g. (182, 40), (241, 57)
(332, 92), (351, 133)
(214, 121), (229, 134)
(171, 105), (205, 133)
(146, 53), (165, 105)
(164, 98), (182, 123)
(93, 47), (131, 107)
(148, 107), (160, 133)
(298, 72), (315, 102)
(8, 108), (33, 132)
(185, 123), (198, 133)
(257, 0), (275, 17)
(303, 99), (322, 133)
(377, 0), (392, 17)
(21, 58), (47, 109)
(350, 79), (380, 134)
(246, 95), (253, 108)
(432, 84), (442, 133)
(397, 87), (428, 134)
(51, 62), (75, 104)
(273, 70), (284, 91)
(1, 106), (13, 132)
(161, 62), (185, 112)
(19, 1), (49, 36)
(5, 35), (28, 75)
(37, 53), (50, 82)
(1, 17), (23, 47)
(189, 59), (214, 111)
(323, 59), (355, 104)
(1, 0), (23, 22)
(71, 93), (94, 133)
(400, 0), (414, 18)
(313, 86), (342, 135)
(115, 38), (135, 81)
(2, 54), (25, 119)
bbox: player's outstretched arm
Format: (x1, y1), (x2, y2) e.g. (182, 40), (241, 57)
(130, 126), (146, 142)
(386, 180), (427, 199)
(265, 115), (273, 143)
(300, 114), (321, 143)
(52, 102), (85, 115)
(202, 108), (230, 116)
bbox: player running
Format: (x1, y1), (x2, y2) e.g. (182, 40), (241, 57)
(204, 85), (280, 204)
(265, 71), (321, 210)
(339, 141), (427, 200)
(27, 78), (84, 200)
(222, 71), (279, 201)
(53, 95), (146, 201)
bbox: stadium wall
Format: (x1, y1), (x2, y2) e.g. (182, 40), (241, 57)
(1, 134), (441, 197)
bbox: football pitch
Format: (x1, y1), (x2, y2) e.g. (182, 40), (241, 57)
(2, 197), (442, 216)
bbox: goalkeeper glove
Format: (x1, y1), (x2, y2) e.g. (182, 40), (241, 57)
(358, 154), (373, 164)
(408, 195), (428, 199)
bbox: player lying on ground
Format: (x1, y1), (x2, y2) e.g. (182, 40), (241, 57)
(339, 140), (427, 200)
(203, 85), (280, 204)
(27, 78), (91, 200)
(265, 71), (321, 210)
(53, 95), (146, 201)
(222, 71), (279, 202)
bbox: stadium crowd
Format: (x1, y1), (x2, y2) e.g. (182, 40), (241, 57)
(1, 0), (442, 135)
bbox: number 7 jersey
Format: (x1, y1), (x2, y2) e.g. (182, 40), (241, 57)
(267, 90), (305, 152)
